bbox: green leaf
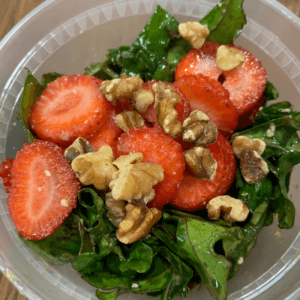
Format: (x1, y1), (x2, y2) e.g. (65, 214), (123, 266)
(233, 113), (300, 158)
(130, 256), (172, 294)
(271, 195), (295, 229)
(277, 152), (300, 199)
(263, 81), (279, 101)
(254, 101), (293, 125)
(205, 0), (246, 44)
(21, 214), (81, 264)
(96, 289), (120, 300)
(223, 202), (268, 279)
(238, 176), (273, 213)
(83, 271), (130, 290)
(72, 252), (103, 274)
(40, 72), (63, 87)
(159, 246), (193, 300)
(120, 240), (153, 273)
(84, 60), (119, 79)
(176, 218), (235, 300)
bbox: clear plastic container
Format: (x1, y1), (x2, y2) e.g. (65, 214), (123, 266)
(0, 0), (300, 299)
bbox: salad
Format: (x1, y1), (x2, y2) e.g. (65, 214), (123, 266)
(1, 1), (300, 300)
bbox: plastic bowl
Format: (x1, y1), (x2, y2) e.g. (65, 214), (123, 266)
(1, 0), (300, 299)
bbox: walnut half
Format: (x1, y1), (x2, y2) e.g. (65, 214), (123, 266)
(206, 196), (249, 222)
(239, 150), (269, 184)
(64, 137), (94, 162)
(117, 203), (162, 244)
(232, 136), (266, 159)
(182, 110), (218, 145)
(178, 22), (209, 49)
(185, 146), (217, 180)
(115, 111), (145, 132)
(152, 82), (182, 138)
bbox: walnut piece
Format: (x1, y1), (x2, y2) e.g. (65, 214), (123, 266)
(239, 150), (269, 184)
(64, 137), (94, 162)
(106, 192), (126, 227)
(100, 76), (143, 102)
(115, 111), (145, 132)
(117, 203), (162, 244)
(216, 45), (245, 71)
(185, 146), (217, 180)
(71, 145), (117, 190)
(152, 82), (182, 138)
(182, 110), (218, 145)
(232, 136), (266, 159)
(206, 196), (249, 222)
(178, 22), (209, 49)
(100, 76), (154, 113)
(109, 153), (164, 201)
(132, 89), (154, 113)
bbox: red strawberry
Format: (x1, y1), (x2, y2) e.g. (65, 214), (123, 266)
(115, 98), (133, 114)
(29, 75), (114, 147)
(175, 42), (222, 81)
(170, 132), (236, 212)
(0, 158), (14, 193)
(141, 80), (191, 125)
(222, 45), (267, 115)
(174, 74), (239, 138)
(237, 94), (265, 129)
(7, 140), (81, 240)
(88, 113), (122, 152)
(115, 125), (185, 210)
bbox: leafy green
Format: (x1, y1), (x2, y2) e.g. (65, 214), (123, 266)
(204, 0), (246, 44)
(176, 218), (235, 300)
(238, 177), (273, 212)
(84, 60), (119, 79)
(271, 195), (295, 229)
(96, 289), (120, 300)
(159, 246), (193, 300)
(22, 214), (82, 264)
(119, 240), (153, 273)
(263, 81), (279, 101)
(223, 202), (269, 279)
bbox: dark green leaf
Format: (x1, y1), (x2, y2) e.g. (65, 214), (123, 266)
(159, 246), (193, 300)
(83, 271), (130, 289)
(84, 60), (119, 79)
(238, 176), (273, 212)
(277, 152), (300, 199)
(271, 195), (295, 229)
(96, 289), (120, 300)
(72, 252), (102, 273)
(130, 256), (172, 294)
(205, 0), (246, 44)
(40, 72), (63, 87)
(120, 240), (153, 273)
(176, 218), (235, 300)
(223, 202), (268, 279)
(263, 81), (279, 101)
(22, 214), (81, 264)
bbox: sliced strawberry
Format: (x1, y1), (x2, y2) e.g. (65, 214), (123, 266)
(0, 158), (14, 193)
(222, 45), (267, 115)
(7, 140), (81, 240)
(174, 74), (239, 138)
(237, 94), (265, 129)
(115, 98), (133, 114)
(175, 42), (222, 82)
(88, 113), (122, 152)
(115, 125), (185, 210)
(170, 132), (236, 212)
(29, 75), (114, 147)
(141, 80), (191, 125)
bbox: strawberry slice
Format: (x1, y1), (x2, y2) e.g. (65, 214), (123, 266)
(141, 80), (191, 125)
(174, 74), (239, 138)
(237, 94), (265, 129)
(29, 75), (114, 147)
(175, 42), (222, 81)
(88, 113), (122, 152)
(115, 125), (185, 210)
(0, 158), (14, 193)
(223, 45), (267, 115)
(7, 140), (81, 240)
(170, 132), (236, 212)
